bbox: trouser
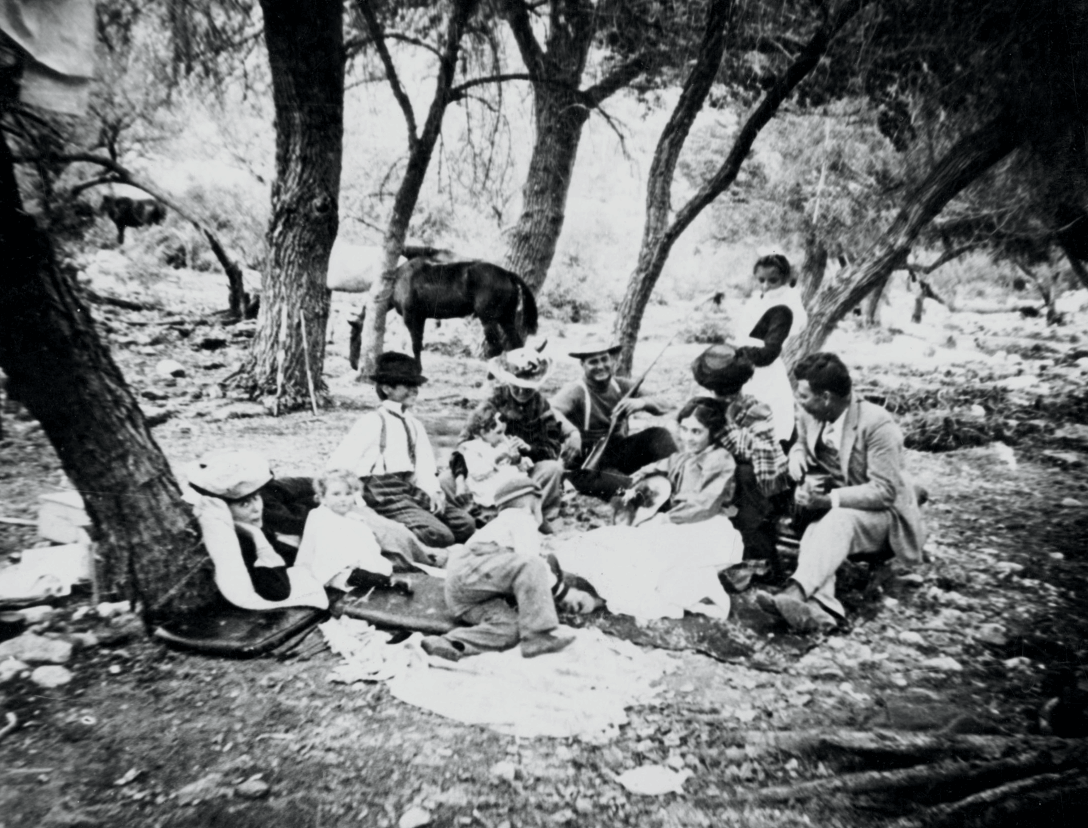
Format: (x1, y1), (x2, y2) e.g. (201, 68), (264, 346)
(568, 427), (678, 500)
(361, 473), (475, 548)
(729, 463), (780, 573)
(440, 543), (559, 655)
(439, 459), (564, 521)
(792, 508), (895, 618)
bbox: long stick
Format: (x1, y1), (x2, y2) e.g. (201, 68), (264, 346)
(299, 313), (319, 416)
(274, 304), (288, 417)
(581, 330), (681, 472)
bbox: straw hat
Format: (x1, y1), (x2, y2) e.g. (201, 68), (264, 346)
(568, 335), (622, 360)
(487, 346), (553, 389)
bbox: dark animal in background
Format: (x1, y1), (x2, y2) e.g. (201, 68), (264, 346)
(101, 194), (166, 244)
(348, 258), (539, 369)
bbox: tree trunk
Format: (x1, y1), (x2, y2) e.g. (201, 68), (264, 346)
(500, 0), (648, 292)
(0, 134), (214, 623)
(614, 0), (868, 373)
(227, 0), (344, 408)
(786, 113), (1024, 365)
(799, 232), (829, 307)
(1059, 239), (1088, 291)
(862, 279), (885, 326)
(356, 0), (477, 378)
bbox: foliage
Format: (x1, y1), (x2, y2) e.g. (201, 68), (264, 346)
(540, 252), (599, 323)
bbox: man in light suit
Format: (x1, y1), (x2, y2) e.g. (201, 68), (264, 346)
(757, 352), (925, 633)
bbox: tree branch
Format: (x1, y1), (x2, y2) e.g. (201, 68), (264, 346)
(345, 30), (443, 60)
(501, 0), (546, 76)
(449, 72), (534, 100)
(352, 0), (418, 147)
(584, 53), (652, 106)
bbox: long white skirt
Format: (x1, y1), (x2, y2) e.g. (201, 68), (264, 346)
(744, 357), (796, 443)
(548, 515), (744, 621)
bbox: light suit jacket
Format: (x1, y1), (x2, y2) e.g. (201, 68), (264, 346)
(790, 395), (926, 563)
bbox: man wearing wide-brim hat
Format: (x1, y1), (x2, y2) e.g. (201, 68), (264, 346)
(550, 335), (676, 499)
(441, 344), (574, 524)
(327, 352), (475, 548)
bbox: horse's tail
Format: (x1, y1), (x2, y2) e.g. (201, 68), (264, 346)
(509, 271), (539, 335)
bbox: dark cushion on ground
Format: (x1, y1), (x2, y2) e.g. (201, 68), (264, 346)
(153, 604), (327, 658)
(340, 574), (458, 635)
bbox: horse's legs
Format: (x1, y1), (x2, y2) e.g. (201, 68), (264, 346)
(481, 322), (507, 357)
(348, 306), (367, 370)
(498, 317), (524, 352)
(405, 313), (427, 366)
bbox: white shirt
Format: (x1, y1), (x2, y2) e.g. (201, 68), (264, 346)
(471, 507), (543, 559)
(326, 401), (440, 499)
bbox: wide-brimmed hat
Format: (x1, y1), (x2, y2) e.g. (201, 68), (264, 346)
(370, 352), (428, 386)
(628, 475), (673, 526)
(568, 335), (622, 360)
(186, 449), (273, 501)
(691, 343), (753, 395)
(494, 475), (542, 507)
(487, 347), (553, 389)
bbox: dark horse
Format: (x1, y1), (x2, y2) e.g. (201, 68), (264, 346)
(348, 258), (538, 369)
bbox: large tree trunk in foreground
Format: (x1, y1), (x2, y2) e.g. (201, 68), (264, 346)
(228, 0), (344, 408)
(0, 135), (213, 623)
(785, 114), (1024, 365)
(615, 0), (868, 374)
(355, 0), (477, 378)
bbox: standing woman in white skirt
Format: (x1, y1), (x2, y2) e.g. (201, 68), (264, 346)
(733, 254), (809, 446)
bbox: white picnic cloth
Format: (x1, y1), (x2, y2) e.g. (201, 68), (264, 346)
(383, 626), (675, 740)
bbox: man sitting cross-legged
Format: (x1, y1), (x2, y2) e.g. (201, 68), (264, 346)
(550, 336), (677, 500)
(755, 352), (926, 633)
(327, 352), (475, 549)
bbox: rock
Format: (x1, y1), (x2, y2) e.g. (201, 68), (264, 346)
(1060, 497), (1085, 508)
(0, 658), (29, 683)
(95, 601), (130, 619)
(0, 632), (73, 664)
(176, 772), (229, 805)
(1054, 423), (1088, 445)
(17, 605), (56, 625)
(398, 806), (432, 828)
(31, 665), (73, 687)
(490, 760), (517, 782)
(898, 573), (925, 587)
(975, 624), (1007, 647)
(616, 765), (692, 796)
(36, 805), (109, 827)
(70, 632), (100, 650)
(209, 402), (266, 421)
(155, 359), (187, 378)
(899, 630), (925, 646)
(921, 656), (963, 672)
(140, 389), (170, 401)
(234, 776), (270, 800)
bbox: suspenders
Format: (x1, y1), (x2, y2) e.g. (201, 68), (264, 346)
(374, 408), (416, 474)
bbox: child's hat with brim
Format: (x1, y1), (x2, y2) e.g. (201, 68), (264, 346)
(487, 347), (553, 389)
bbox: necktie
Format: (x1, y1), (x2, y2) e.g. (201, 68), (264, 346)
(385, 409), (416, 466)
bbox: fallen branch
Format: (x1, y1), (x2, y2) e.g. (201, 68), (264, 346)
(29, 152), (250, 318)
(0, 516), (36, 526)
(82, 288), (160, 312)
(0, 712), (17, 744)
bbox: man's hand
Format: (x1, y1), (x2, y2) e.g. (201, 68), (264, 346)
(427, 491), (446, 514)
(612, 397), (644, 421)
(788, 453), (806, 482)
(561, 431), (583, 464)
(794, 483), (831, 511)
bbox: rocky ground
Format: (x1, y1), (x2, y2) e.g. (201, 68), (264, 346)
(1, 263), (1087, 827)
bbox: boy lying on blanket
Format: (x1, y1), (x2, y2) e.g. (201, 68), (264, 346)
(421, 475), (599, 662)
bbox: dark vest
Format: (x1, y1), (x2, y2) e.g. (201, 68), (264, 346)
(812, 428), (847, 489)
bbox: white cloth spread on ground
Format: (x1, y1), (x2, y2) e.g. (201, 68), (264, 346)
(547, 515), (743, 621)
(384, 626), (675, 740)
(321, 617), (425, 684)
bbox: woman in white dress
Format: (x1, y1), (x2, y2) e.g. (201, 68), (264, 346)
(733, 254), (809, 445)
(549, 398), (745, 621)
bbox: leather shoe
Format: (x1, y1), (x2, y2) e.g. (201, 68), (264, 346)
(772, 594), (838, 634)
(520, 631), (574, 658)
(421, 636), (464, 662)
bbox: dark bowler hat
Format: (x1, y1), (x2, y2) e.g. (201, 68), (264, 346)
(691, 343), (754, 396)
(370, 352), (428, 386)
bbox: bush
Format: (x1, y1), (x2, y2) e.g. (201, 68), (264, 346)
(541, 252), (599, 324)
(679, 306), (733, 344)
